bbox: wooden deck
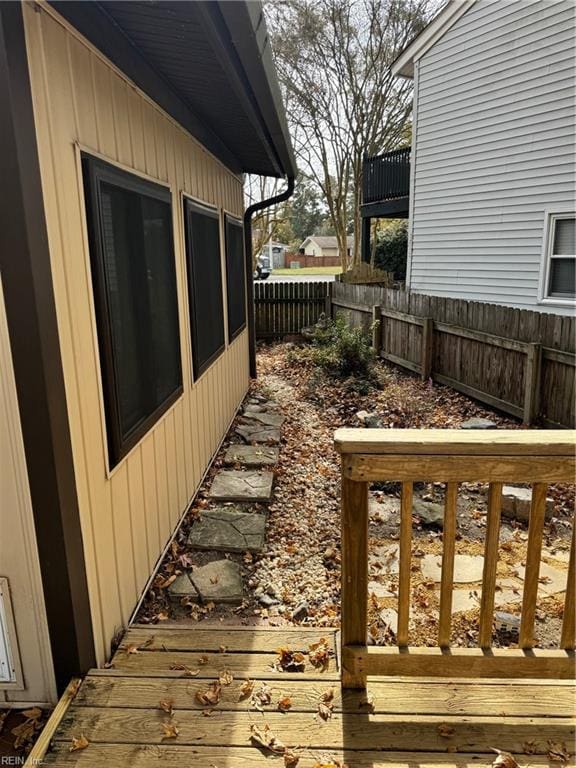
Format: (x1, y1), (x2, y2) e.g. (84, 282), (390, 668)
(36, 626), (575, 766)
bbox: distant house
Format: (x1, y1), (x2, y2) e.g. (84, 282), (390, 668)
(385, 0), (575, 315)
(300, 236), (354, 260)
(0, 0), (294, 705)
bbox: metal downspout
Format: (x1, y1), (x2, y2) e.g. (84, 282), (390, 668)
(243, 174), (295, 378)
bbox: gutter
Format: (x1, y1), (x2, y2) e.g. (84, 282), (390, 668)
(244, 174), (295, 378)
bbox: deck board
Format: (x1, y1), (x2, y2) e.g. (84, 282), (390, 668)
(37, 627), (576, 766)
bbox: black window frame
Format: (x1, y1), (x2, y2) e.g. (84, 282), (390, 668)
(225, 214), (247, 342)
(183, 197), (226, 380)
(82, 154), (183, 468)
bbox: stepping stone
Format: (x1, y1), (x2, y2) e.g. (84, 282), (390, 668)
(224, 444), (279, 467)
(501, 485), (554, 522)
(368, 580), (396, 599)
(236, 423), (281, 444)
(517, 561), (567, 595)
(190, 560), (243, 604)
(369, 544), (400, 575)
(379, 608), (399, 633)
(461, 418), (497, 429)
(242, 411), (284, 428)
(167, 572), (197, 601)
(209, 470), (274, 502)
(244, 404), (266, 414)
(449, 589), (481, 614)
(421, 554), (484, 583)
(187, 506), (266, 553)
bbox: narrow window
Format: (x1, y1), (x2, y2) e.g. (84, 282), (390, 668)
(225, 215), (247, 340)
(183, 199), (225, 378)
(544, 215), (575, 301)
(82, 156), (182, 468)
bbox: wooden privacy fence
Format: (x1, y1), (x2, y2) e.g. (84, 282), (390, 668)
(254, 280), (330, 338)
(335, 428), (576, 689)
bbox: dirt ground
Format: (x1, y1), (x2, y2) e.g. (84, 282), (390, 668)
(136, 342), (573, 650)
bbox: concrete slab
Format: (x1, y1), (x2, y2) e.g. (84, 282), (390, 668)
(223, 444), (279, 467)
(449, 589), (481, 614)
(235, 423), (281, 444)
(187, 506), (266, 553)
(209, 470), (274, 502)
(190, 560), (243, 604)
(421, 554), (484, 583)
(517, 561), (568, 595)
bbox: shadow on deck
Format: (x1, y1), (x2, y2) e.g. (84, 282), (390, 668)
(34, 626), (575, 767)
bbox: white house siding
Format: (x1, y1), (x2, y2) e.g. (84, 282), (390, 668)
(408, 0), (575, 315)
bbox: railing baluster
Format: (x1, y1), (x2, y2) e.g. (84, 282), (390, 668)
(438, 482), (458, 648)
(560, 517), (575, 650)
(519, 483), (547, 649)
(341, 470), (369, 688)
(478, 482), (503, 648)
(397, 481), (413, 647)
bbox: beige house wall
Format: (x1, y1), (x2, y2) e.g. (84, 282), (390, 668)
(22, 2), (249, 665)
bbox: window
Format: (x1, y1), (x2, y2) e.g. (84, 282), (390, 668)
(541, 214), (575, 303)
(82, 157), (182, 468)
(225, 215), (247, 340)
(183, 199), (225, 378)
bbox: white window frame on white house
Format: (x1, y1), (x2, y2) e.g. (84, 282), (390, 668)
(538, 210), (576, 307)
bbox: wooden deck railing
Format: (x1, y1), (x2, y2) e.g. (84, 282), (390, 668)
(335, 429), (576, 689)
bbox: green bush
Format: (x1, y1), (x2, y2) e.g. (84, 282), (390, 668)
(310, 315), (375, 379)
(373, 220), (408, 281)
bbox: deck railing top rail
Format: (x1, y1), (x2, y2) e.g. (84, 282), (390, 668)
(362, 147), (411, 204)
(336, 428), (576, 689)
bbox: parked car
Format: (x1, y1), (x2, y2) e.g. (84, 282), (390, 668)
(254, 254), (272, 280)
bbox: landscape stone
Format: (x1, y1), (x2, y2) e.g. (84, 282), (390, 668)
(291, 602), (308, 621)
(244, 404), (265, 414)
(517, 561), (567, 595)
(187, 506), (267, 553)
(258, 594), (280, 608)
(501, 485), (554, 522)
(224, 444), (279, 467)
(379, 608), (398, 633)
(242, 411), (284, 428)
(167, 572), (197, 600)
(368, 580), (396, 599)
(421, 554), (484, 583)
(190, 560), (243, 604)
(236, 423), (281, 444)
(413, 499), (445, 528)
(449, 589), (480, 613)
(209, 470), (274, 502)
(460, 418), (497, 430)
(369, 544), (400, 575)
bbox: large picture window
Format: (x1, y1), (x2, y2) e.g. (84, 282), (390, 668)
(82, 156), (182, 468)
(183, 199), (225, 378)
(225, 215), (247, 340)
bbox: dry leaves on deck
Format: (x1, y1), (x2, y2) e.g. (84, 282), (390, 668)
(12, 708), (45, 751)
(169, 663), (199, 677)
(250, 723), (285, 753)
(69, 734), (89, 752)
(251, 682), (273, 709)
(308, 637), (331, 671)
(276, 647), (306, 672)
(158, 698), (174, 717)
(277, 695), (293, 712)
(548, 742), (572, 763)
(219, 669), (234, 686)
(195, 681), (222, 707)
(284, 749), (300, 767)
(161, 722), (179, 739)
(238, 679), (255, 700)
(491, 750), (520, 768)
(317, 687), (335, 721)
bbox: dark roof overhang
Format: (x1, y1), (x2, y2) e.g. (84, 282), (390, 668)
(47, 0), (296, 178)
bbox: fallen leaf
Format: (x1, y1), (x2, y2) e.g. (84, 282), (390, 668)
(359, 694), (375, 712)
(161, 722), (179, 739)
(491, 749), (520, 768)
(309, 638), (331, 671)
(124, 643), (140, 655)
(438, 723), (455, 738)
(276, 647), (306, 672)
(169, 663), (199, 677)
(284, 749), (300, 767)
(219, 669), (234, 686)
(547, 742), (571, 763)
(199, 654), (210, 665)
(238, 679), (255, 700)
(159, 698), (174, 717)
(277, 695), (293, 712)
(195, 682), (221, 707)
(218, 645), (227, 653)
(252, 682), (273, 709)
(69, 734), (89, 752)
(250, 723), (285, 754)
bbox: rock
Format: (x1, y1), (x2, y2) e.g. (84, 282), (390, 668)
(365, 415), (383, 428)
(501, 485), (554, 522)
(413, 499), (445, 528)
(235, 423), (281, 444)
(379, 608), (398, 633)
(187, 506), (267, 553)
(244, 404), (265, 414)
(167, 572), (197, 601)
(449, 589), (481, 614)
(517, 561), (567, 595)
(223, 445), (279, 467)
(241, 411), (284, 428)
(368, 580), (396, 598)
(356, 410), (370, 423)
(460, 418), (497, 429)
(369, 544), (400, 575)
(258, 594), (280, 608)
(189, 560), (243, 604)
(209, 470), (274, 502)
(291, 602), (308, 621)
(494, 611), (521, 634)
(421, 554), (484, 583)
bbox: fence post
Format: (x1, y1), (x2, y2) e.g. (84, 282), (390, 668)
(420, 317), (434, 380)
(325, 281), (333, 319)
(372, 305), (382, 353)
(523, 343), (542, 425)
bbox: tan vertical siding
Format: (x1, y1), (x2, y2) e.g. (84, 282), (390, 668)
(22, 2), (249, 665)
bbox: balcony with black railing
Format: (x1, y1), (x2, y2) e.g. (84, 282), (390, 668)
(361, 146), (411, 218)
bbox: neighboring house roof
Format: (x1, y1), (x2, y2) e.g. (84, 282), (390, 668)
(48, 1), (296, 178)
(300, 236), (354, 250)
(391, 0), (476, 78)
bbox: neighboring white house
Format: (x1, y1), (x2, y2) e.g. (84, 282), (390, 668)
(300, 235), (354, 259)
(393, 0), (575, 315)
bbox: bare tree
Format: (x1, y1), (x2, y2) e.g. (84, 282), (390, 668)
(267, 0), (431, 269)
(245, 175), (291, 268)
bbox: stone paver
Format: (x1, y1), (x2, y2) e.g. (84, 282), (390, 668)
(449, 589), (481, 614)
(517, 561), (567, 595)
(209, 470), (274, 502)
(368, 580), (396, 599)
(190, 560), (243, 604)
(167, 572), (197, 600)
(421, 554), (484, 583)
(242, 411), (284, 428)
(187, 506), (266, 553)
(224, 444), (279, 467)
(460, 418), (497, 429)
(379, 608), (399, 633)
(236, 423), (281, 444)
(501, 485), (554, 522)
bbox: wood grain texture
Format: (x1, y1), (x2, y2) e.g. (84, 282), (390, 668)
(561, 519), (576, 650)
(519, 484), (547, 649)
(397, 482), (414, 647)
(478, 483), (502, 648)
(438, 483), (458, 647)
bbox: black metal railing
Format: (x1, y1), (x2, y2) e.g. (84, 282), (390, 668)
(362, 146), (411, 204)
